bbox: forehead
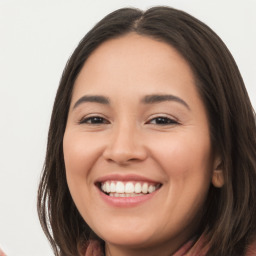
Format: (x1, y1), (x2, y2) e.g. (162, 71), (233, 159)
(69, 32), (210, 134)
(73, 33), (196, 96)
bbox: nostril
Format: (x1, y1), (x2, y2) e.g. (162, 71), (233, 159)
(102, 131), (147, 164)
(103, 147), (147, 164)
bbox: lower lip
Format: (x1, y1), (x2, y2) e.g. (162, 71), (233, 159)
(97, 188), (159, 207)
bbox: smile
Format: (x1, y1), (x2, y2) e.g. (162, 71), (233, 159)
(100, 181), (162, 197)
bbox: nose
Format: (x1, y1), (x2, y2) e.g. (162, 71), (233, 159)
(103, 123), (147, 165)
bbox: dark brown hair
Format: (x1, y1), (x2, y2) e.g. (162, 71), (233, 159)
(37, 6), (256, 256)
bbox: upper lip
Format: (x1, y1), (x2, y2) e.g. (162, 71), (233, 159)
(95, 174), (162, 185)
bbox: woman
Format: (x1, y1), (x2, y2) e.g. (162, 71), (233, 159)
(37, 6), (256, 256)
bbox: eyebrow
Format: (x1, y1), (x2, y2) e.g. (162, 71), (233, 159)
(72, 95), (110, 110)
(72, 94), (190, 110)
(142, 94), (190, 110)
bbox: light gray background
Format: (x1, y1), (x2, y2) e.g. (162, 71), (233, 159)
(0, 0), (255, 255)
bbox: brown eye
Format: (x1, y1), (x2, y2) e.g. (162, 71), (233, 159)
(80, 116), (110, 125)
(149, 117), (178, 125)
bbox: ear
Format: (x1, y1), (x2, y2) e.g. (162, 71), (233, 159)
(211, 157), (224, 188)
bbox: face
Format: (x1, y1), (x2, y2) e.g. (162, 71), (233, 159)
(63, 33), (219, 255)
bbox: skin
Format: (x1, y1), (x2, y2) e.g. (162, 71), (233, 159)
(63, 33), (220, 256)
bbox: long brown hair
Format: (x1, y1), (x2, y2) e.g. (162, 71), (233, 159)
(37, 6), (256, 256)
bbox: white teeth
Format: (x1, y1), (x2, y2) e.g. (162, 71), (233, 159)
(148, 185), (156, 193)
(110, 182), (116, 193)
(106, 182), (111, 193)
(116, 181), (125, 193)
(109, 193), (145, 197)
(134, 183), (142, 193)
(125, 182), (134, 193)
(142, 183), (148, 193)
(101, 183), (106, 192)
(100, 181), (160, 196)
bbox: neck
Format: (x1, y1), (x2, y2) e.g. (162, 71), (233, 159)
(105, 234), (194, 256)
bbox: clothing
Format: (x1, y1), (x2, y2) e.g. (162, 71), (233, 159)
(84, 239), (204, 256)
(84, 237), (256, 256)
(0, 248), (6, 256)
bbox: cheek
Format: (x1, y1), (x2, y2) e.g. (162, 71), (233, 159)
(63, 131), (103, 180)
(149, 131), (213, 194)
(154, 134), (212, 169)
(63, 131), (102, 218)
(166, 135), (212, 195)
(152, 135), (213, 224)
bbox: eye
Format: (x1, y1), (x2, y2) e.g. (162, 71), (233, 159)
(79, 116), (110, 125)
(147, 116), (178, 125)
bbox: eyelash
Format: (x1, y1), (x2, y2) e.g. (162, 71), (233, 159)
(147, 116), (178, 125)
(79, 116), (110, 125)
(79, 115), (178, 126)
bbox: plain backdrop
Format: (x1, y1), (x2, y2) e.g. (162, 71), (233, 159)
(0, 0), (255, 255)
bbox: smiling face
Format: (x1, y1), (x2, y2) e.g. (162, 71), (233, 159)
(63, 33), (219, 255)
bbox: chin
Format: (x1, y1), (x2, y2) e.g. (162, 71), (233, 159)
(96, 225), (155, 248)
